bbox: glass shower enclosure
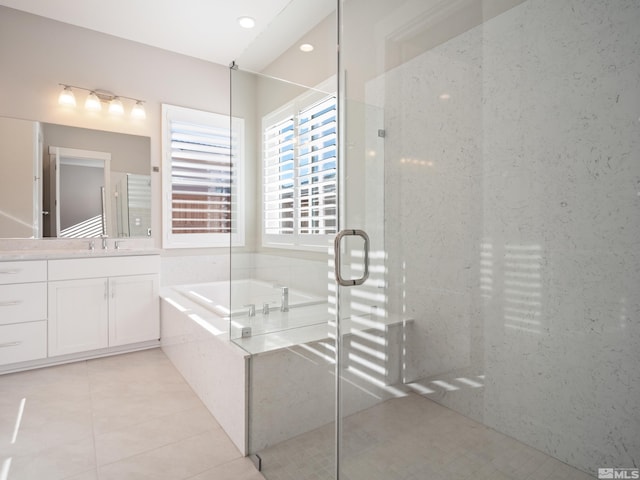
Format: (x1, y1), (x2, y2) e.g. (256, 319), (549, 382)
(230, 1), (640, 479)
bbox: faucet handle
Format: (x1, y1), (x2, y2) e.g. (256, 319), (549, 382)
(243, 303), (256, 317)
(262, 303), (270, 315)
(88, 240), (95, 251)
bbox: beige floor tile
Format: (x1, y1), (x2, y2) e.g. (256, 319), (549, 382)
(3, 435), (96, 480)
(91, 386), (204, 436)
(94, 405), (221, 465)
(98, 429), (242, 480)
(0, 362), (89, 396)
(186, 457), (265, 480)
(61, 469), (99, 480)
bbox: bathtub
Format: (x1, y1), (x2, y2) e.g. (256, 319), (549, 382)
(160, 279), (405, 456)
(160, 278), (331, 455)
(174, 278), (326, 318)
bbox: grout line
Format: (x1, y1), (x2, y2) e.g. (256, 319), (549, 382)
(86, 359), (101, 479)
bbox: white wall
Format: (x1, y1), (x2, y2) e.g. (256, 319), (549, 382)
(0, 5), (229, 253)
(383, 0), (640, 475)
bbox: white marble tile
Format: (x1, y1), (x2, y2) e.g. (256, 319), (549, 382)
(160, 253), (232, 286)
(160, 298), (249, 455)
(379, 0), (640, 476)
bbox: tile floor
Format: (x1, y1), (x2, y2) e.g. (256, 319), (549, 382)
(258, 394), (597, 480)
(0, 348), (264, 480)
(0, 348), (597, 480)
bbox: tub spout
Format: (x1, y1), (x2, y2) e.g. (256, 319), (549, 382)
(280, 287), (289, 312)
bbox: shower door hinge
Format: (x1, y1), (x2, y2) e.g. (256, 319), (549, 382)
(377, 129), (386, 138)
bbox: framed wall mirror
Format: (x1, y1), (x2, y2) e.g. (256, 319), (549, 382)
(0, 116), (151, 239)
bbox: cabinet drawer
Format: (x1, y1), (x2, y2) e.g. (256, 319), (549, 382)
(0, 261), (47, 285)
(0, 320), (47, 366)
(0, 283), (47, 326)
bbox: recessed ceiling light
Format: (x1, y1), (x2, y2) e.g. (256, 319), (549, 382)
(237, 16), (256, 29)
(299, 43), (314, 52)
(439, 93), (451, 100)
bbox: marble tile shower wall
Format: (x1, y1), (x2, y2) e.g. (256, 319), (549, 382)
(383, 0), (639, 476)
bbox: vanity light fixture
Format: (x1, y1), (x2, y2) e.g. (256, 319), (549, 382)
(58, 85), (76, 106)
(131, 100), (147, 119)
(108, 97), (124, 115)
(84, 91), (102, 111)
(57, 84), (146, 120)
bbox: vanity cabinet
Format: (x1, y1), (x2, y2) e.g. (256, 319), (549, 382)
(0, 260), (48, 366)
(48, 255), (160, 357)
(48, 278), (110, 356)
(108, 274), (159, 347)
(0, 254), (159, 371)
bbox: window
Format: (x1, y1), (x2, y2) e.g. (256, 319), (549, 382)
(162, 104), (244, 248)
(263, 93), (337, 249)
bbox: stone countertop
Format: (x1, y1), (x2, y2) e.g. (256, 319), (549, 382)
(0, 248), (161, 261)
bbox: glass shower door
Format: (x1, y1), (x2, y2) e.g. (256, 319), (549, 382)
(336, 0), (639, 479)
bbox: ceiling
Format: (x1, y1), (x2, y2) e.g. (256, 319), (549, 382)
(0, 0), (334, 71)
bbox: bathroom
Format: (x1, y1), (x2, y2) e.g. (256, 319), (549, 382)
(0, 0), (638, 479)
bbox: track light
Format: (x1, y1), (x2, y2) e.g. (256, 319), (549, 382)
(57, 84), (146, 120)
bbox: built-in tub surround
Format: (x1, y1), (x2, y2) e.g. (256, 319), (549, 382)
(382, 0), (640, 475)
(160, 282), (413, 455)
(174, 279), (326, 338)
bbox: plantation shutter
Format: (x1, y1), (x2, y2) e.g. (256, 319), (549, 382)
(264, 116), (295, 235)
(126, 173), (151, 236)
(169, 120), (232, 235)
(263, 93), (337, 244)
(297, 96), (337, 235)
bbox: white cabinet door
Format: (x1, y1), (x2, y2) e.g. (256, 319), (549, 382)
(109, 275), (159, 347)
(48, 278), (109, 356)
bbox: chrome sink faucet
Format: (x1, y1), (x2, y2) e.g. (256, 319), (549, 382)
(100, 235), (108, 250)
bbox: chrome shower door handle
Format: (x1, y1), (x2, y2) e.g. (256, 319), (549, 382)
(334, 229), (370, 287)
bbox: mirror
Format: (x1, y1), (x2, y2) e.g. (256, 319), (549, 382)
(0, 116), (151, 239)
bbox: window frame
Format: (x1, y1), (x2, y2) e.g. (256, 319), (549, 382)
(262, 79), (337, 252)
(162, 104), (245, 249)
